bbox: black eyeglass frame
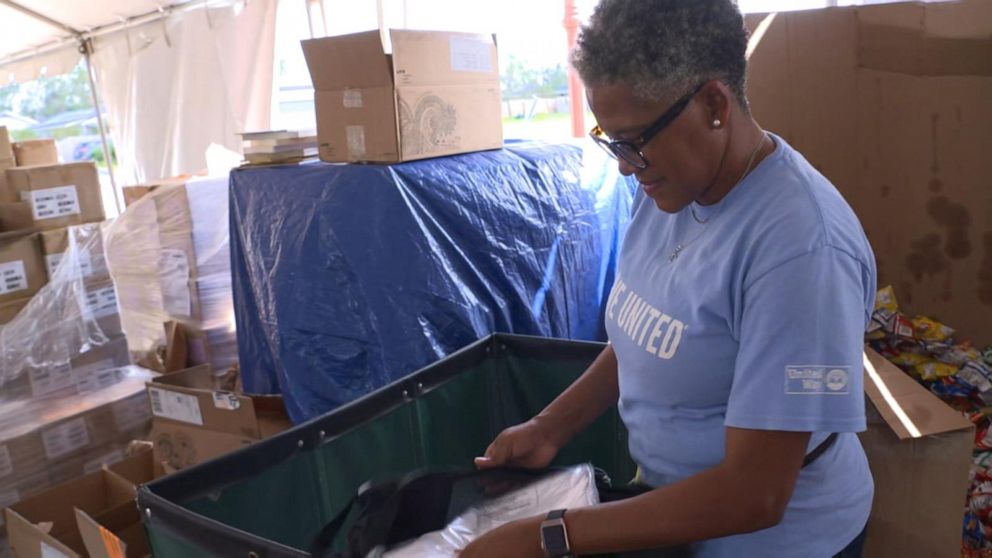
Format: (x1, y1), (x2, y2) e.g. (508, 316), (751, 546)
(589, 82), (708, 170)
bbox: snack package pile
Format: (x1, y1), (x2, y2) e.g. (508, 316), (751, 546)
(865, 287), (992, 556)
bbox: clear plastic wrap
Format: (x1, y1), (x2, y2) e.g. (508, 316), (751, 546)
(384, 465), (600, 557)
(0, 171), (235, 535)
(104, 174), (237, 373)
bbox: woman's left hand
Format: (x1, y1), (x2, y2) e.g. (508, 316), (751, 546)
(458, 516), (545, 558)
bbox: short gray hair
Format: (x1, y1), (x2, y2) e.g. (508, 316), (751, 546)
(572, 0), (750, 108)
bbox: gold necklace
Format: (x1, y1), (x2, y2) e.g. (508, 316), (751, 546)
(670, 132), (769, 262)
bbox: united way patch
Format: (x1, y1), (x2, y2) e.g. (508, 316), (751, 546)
(785, 365), (851, 395)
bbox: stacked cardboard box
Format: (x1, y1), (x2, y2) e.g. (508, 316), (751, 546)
(0, 128), (148, 556)
(107, 176), (237, 373)
(11, 139), (58, 168)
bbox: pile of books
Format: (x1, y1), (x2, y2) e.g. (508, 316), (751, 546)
(240, 130), (317, 166)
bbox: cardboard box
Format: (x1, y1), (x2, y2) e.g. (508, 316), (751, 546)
(0, 365), (154, 487)
(1, 337), (132, 402)
(302, 29), (503, 163)
(2, 163), (105, 231)
(0, 232), (46, 304)
(0, 297), (29, 325)
(0, 127), (11, 163)
(40, 224), (108, 282)
(148, 364), (291, 470)
(4, 448), (154, 558)
(744, 2), (991, 555)
(860, 349), (973, 558)
(12, 140), (58, 167)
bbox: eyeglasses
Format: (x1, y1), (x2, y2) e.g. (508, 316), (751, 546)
(589, 82), (707, 170)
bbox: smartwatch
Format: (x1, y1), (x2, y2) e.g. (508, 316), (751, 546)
(540, 509), (575, 557)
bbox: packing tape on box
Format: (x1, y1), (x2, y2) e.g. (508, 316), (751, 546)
(346, 126), (367, 160)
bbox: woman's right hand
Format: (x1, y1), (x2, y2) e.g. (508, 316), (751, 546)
(474, 418), (562, 470)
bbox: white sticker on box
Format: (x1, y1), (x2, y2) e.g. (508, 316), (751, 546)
(212, 391), (241, 411)
(449, 36), (493, 73)
(0, 445), (12, 479)
(42, 417), (90, 459)
(30, 186), (81, 220)
(346, 126), (366, 160)
(113, 395), (151, 431)
(45, 249), (93, 279)
(343, 89), (363, 108)
(85, 286), (118, 319)
(41, 542), (71, 558)
(159, 249), (192, 317)
(0, 487), (19, 526)
(29, 364), (76, 398)
(0, 260), (28, 295)
(149, 387), (204, 426)
(83, 449), (125, 474)
(73, 360), (119, 394)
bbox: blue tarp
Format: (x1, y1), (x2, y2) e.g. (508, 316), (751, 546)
(230, 141), (636, 423)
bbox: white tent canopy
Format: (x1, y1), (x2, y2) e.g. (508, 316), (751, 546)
(0, 0), (277, 199)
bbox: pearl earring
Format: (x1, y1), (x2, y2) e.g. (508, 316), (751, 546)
(712, 119), (722, 128)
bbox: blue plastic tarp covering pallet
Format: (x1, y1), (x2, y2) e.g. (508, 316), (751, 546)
(230, 140), (636, 423)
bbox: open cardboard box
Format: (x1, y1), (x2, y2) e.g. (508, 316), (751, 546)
(148, 365), (291, 470)
(745, 1), (992, 555)
(302, 29), (503, 163)
(4, 447), (158, 558)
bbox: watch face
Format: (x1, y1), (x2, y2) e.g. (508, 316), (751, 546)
(542, 525), (568, 552)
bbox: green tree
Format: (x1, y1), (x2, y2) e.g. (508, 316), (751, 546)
(1, 63), (93, 121)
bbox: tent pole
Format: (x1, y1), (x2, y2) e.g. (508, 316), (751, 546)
(81, 38), (123, 215)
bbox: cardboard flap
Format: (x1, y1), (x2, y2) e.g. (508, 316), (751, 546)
(75, 507), (128, 558)
(302, 31), (393, 90)
(5, 507), (84, 558)
(153, 364), (212, 389)
(863, 348), (972, 440)
(105, 447), (157, 486)
(859, 22), (992, 76)
(390, 30), (498, 86)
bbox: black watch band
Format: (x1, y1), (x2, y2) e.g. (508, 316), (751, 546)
(540, 508), (574, 558)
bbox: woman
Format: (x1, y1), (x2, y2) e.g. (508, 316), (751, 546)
(460, 1), (875, 557)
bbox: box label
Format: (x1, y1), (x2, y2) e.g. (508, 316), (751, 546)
(0, 444), (12, 479)
(45, 249), (93, 279)
(84, 449), (125, 474)
(42, 417), (90, 459)
(30, 364), (76, 398)
(785, 365), (851, 395)
(343, 89), (363, 108)
(85, 285), (119, 319)
(159, 249), (192, 317)
(113, 395), (151, 431)
(41, 542), (71, 558)
(74, 360), (120, 394)
(212, 391), (242, 411)
(346, 126), (366, 159)
(30, 185), (81, 220)
(450, 36), (493, 73)
(0, 487), (19, 527)
(149, 387), (204, 426)
(0, 260), (28, 294)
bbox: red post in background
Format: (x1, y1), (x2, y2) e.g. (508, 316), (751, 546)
(563, 0), (585, 138)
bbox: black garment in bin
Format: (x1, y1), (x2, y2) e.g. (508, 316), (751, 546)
(137, 334), (635, 557)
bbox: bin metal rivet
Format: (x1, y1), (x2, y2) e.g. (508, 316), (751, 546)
(402, 389), (409, 398)
(297, 440), (304, 448)
(248, 552), (259, 558)
(319, 430), (326, 438)
(145, 508), (151, 518)
(416, 382), (424, 392)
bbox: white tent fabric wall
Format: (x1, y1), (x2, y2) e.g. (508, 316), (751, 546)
(91, 0), (277, 184)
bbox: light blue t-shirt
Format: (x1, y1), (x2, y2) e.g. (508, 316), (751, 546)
(604, 134), (876, 557)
